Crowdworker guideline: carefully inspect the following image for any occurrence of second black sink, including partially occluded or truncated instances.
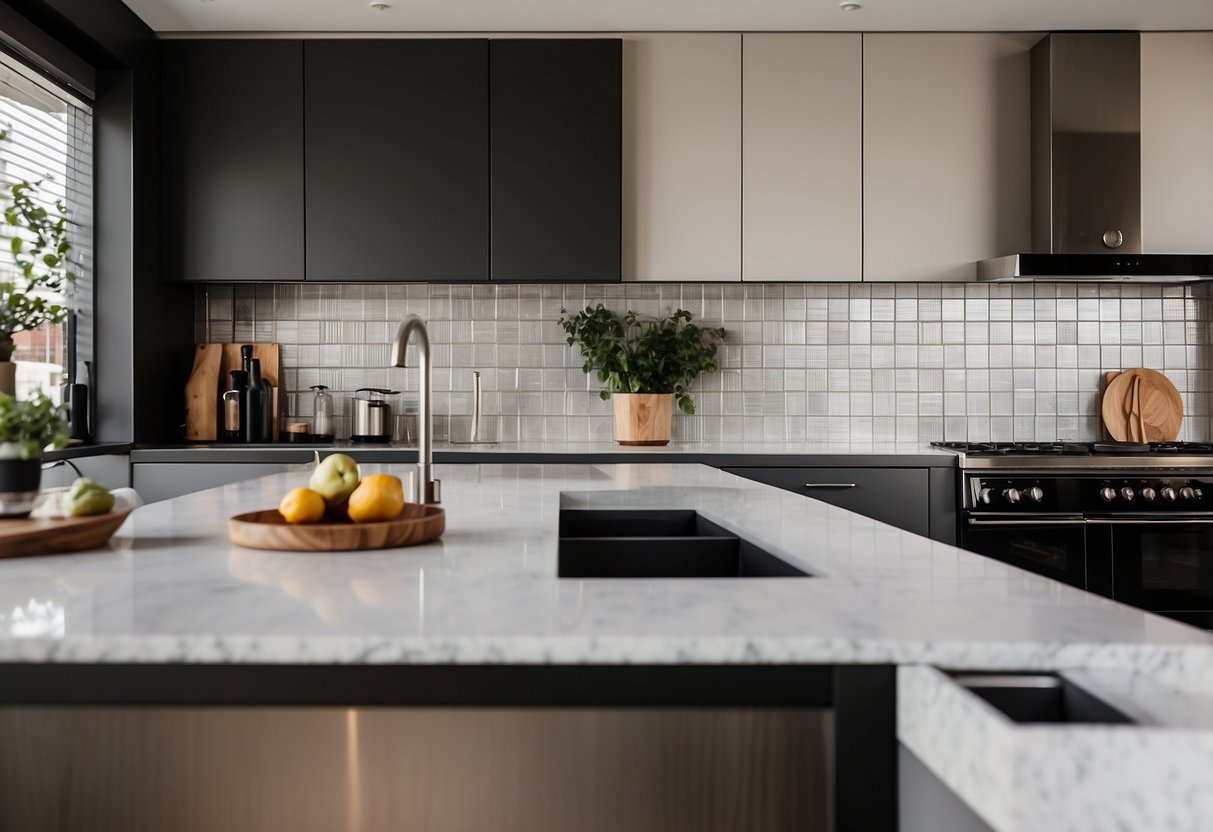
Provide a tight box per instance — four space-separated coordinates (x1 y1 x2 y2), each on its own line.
951 673 1133 725
558 509 810 579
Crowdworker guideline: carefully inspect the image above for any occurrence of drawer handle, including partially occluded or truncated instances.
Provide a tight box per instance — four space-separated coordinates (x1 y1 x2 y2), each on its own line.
803 483 858 489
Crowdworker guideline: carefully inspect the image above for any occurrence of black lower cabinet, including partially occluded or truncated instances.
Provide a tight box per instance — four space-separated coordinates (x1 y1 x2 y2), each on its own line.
490 39 622 281
722 467 932 538
304 40 489 281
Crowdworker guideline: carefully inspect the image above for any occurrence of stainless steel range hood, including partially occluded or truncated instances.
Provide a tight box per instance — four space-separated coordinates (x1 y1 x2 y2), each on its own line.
977 33 1213 283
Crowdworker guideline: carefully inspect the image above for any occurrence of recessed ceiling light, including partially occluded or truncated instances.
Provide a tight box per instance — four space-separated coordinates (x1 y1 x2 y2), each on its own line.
839 1 862 10
369 1 391 9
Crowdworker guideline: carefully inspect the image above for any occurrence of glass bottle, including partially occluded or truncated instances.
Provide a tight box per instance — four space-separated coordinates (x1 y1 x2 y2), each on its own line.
311 385 334 442
244 358 267 443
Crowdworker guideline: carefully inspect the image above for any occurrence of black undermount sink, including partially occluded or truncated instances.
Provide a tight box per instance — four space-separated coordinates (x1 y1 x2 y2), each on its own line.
558 509 810 579
951 672 1133 725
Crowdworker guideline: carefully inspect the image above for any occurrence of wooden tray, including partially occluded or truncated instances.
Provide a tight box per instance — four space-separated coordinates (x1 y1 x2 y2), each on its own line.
1101 368 1183 443
0 509 132 558
228 504 445 552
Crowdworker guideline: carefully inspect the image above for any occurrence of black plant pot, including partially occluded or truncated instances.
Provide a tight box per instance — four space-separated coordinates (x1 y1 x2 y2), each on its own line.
0 457 41 518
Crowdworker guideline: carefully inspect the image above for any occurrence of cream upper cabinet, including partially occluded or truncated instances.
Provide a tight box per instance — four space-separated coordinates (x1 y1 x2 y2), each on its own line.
623 34 741 281
742 34 862 282
1141 32 1213 254
863 33 1038 282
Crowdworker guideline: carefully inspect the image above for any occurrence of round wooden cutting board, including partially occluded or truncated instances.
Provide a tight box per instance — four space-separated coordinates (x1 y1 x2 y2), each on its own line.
228 504 445 552
1101 368 1183 443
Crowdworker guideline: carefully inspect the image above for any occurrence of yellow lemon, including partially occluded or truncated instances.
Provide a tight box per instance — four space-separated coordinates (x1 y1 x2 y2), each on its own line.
347 474 405 524
278 487 326 524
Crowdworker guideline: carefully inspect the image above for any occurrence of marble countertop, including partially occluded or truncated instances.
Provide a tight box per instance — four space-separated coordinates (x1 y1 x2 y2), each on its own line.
1 462 1209 692
899 665 1213 832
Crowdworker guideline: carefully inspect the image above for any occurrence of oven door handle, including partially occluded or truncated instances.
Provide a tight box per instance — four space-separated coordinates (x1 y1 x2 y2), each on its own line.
1085 517 1213 525
967 516 1086 527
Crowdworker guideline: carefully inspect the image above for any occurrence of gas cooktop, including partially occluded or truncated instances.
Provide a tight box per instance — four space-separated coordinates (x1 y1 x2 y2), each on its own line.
932 441 1213 469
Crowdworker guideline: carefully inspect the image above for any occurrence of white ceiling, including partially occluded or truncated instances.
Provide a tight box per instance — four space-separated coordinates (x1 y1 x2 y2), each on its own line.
120 0 1213 35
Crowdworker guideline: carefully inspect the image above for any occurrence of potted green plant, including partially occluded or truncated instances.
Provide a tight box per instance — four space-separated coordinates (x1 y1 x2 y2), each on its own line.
0 130 78 396
559 305 727 446
0 390 69 517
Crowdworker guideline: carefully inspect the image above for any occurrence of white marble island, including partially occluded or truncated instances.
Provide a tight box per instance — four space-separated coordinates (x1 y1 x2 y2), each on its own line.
2 462 1212 832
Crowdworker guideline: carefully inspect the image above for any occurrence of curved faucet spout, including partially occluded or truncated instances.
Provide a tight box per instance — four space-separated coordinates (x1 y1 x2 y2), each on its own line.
391 314 440 504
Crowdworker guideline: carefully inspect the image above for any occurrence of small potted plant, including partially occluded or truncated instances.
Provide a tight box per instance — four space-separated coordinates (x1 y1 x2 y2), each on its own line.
0 390 69 517
0 130 78 396
559 305 727 446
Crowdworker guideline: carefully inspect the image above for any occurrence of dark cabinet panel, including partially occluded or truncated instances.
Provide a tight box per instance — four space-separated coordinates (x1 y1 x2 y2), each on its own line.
722 467 931 538
162 41 305 282
304 40 489 281
490 39 621 282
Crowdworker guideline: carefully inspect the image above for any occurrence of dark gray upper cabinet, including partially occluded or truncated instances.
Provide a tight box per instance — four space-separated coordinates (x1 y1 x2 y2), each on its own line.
304 40 489 281
162 41 305 282
490 39 622 282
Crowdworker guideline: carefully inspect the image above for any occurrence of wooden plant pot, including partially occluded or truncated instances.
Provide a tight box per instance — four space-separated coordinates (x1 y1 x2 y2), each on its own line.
612 393 673 446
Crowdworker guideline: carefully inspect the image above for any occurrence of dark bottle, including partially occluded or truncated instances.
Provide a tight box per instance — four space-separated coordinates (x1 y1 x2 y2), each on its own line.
226 369 248 442
243 358 269 443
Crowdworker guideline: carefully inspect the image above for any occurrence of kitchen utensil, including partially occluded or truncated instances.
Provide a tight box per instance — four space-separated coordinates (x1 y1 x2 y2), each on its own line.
227 504 444 552
311 385 334 441
184 343 224 441
351 388 396 443
1101 368 1183 442
0 509 132 558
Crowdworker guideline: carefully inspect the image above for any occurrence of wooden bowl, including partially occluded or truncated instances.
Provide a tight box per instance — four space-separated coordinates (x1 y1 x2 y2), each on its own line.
228 504 445 552
0 509 133 558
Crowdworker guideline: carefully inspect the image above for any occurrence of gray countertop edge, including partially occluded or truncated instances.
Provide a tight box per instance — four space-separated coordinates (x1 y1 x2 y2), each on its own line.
45 441 134 461
130 446 958 468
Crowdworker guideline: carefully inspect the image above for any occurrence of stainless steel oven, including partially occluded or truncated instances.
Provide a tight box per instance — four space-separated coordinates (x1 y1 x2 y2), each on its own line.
933 442 1213 630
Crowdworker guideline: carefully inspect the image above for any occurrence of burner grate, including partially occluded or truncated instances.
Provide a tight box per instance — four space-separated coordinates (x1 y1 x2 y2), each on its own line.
933 440 1213 457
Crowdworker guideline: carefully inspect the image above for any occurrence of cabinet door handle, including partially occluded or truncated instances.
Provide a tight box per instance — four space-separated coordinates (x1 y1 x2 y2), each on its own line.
803 482 858 489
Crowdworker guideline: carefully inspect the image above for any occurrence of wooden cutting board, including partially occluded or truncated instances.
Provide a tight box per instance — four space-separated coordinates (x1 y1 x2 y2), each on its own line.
0 509 132 558
183 343 281 441
1101 368 1183 443
183 344 223 441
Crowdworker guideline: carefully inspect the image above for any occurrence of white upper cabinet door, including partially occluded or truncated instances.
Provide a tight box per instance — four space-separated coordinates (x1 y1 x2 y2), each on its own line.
743 34 862 282
623 34 741 281
863 33 1038 282
1141 32 1213 254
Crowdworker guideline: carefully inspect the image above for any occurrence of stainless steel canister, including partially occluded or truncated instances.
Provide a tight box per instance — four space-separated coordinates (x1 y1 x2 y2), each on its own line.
351 388 396 442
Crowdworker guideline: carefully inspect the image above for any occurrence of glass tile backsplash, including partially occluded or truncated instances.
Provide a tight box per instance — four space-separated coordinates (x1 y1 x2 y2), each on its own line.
197 282 1212 444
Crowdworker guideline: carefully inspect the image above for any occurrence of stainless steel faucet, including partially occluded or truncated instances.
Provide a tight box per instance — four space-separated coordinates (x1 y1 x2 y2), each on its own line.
391 314 440 504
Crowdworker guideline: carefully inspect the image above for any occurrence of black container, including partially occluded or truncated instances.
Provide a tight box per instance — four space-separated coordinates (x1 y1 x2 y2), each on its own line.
227 369 248 442
0 458 42 517
0 458 41 492
243 359 269 443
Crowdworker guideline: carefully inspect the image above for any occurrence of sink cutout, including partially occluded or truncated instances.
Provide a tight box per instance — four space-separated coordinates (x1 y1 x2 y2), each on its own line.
558 509 810 579
950 673 1133 725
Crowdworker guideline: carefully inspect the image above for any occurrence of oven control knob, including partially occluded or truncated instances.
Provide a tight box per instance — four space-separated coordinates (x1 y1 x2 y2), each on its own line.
1100 487 1117 502
978 487 993 505
1180 486 1196 501
1161 486 1178 501
1120 487 1135 501
1027 486 1044 503
1002 488 1022 504
1141 487 1157 501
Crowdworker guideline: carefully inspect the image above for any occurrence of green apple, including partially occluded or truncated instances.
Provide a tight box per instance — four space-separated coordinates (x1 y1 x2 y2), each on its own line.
309 453 360 508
